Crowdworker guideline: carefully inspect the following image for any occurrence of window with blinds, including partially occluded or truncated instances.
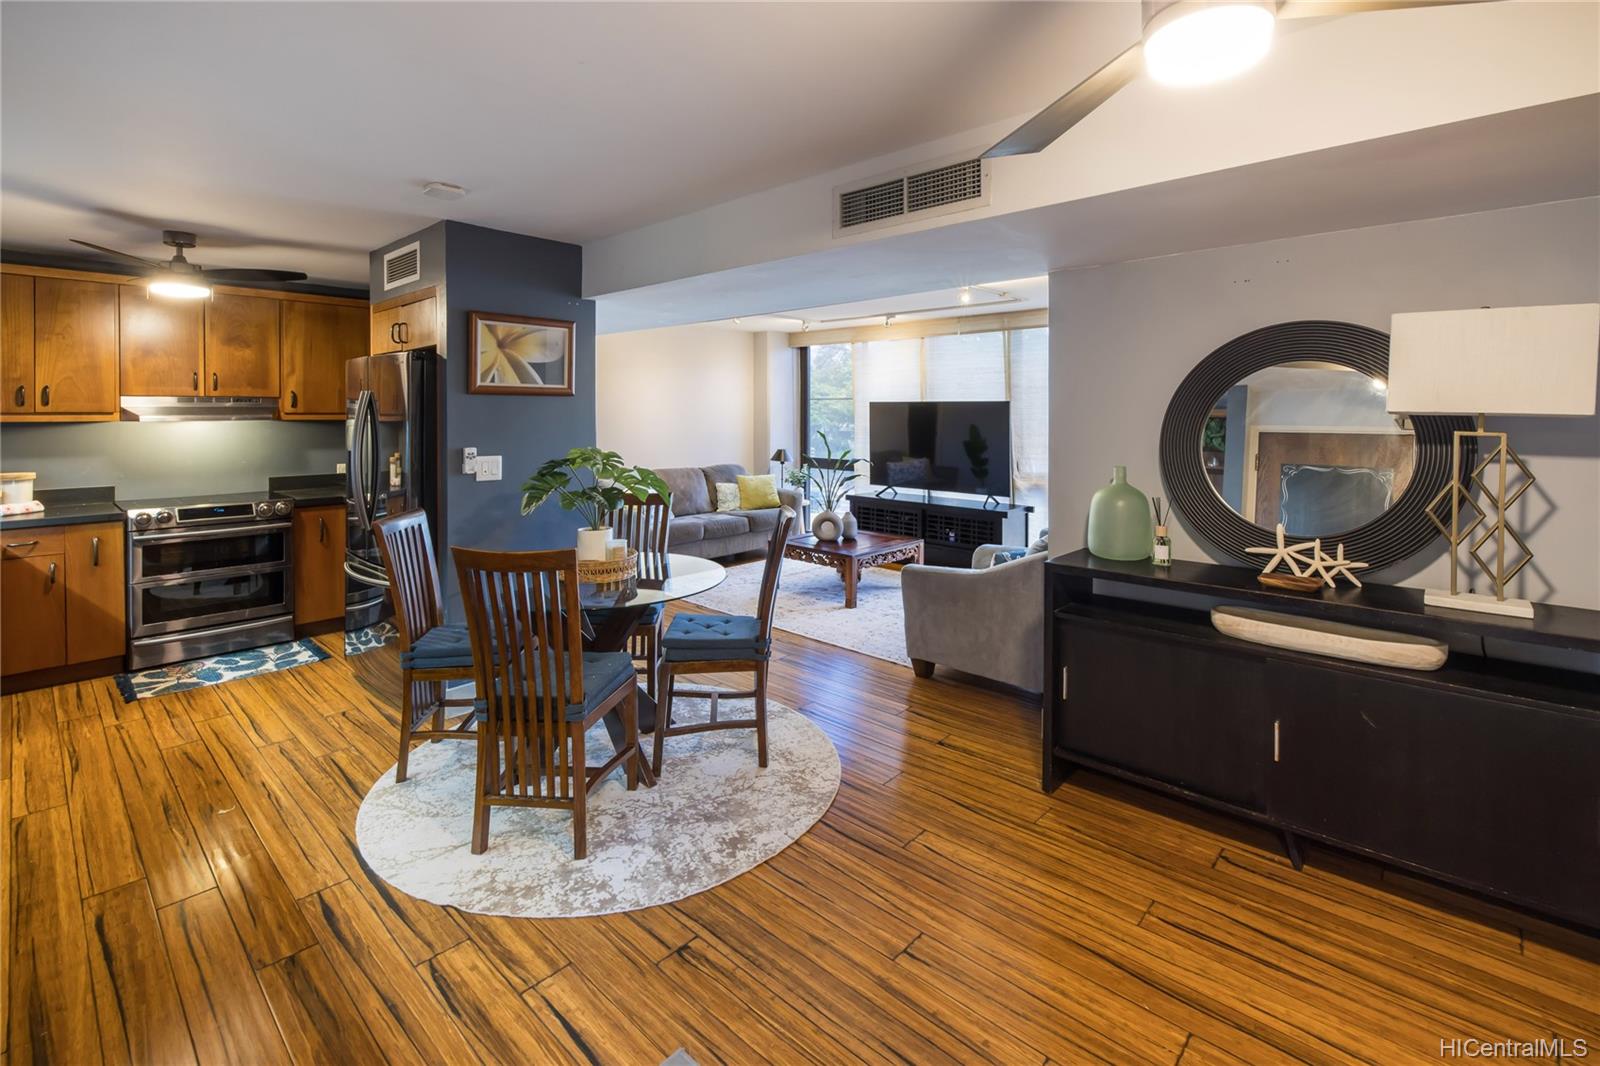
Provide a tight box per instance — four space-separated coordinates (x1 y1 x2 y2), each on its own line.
802 327 1049 519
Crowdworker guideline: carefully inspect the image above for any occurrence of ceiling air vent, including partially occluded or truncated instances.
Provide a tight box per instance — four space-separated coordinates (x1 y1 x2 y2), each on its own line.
907 158 983 213
382 241 422 290
838 178 907 230
834 154 988 237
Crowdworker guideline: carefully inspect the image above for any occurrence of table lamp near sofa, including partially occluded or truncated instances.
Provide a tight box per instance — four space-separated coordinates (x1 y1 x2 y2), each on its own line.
1386 303 1600 618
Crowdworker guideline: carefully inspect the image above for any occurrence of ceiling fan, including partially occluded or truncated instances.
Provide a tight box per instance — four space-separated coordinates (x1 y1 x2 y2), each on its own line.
68 230 307 299
984 0 1495 159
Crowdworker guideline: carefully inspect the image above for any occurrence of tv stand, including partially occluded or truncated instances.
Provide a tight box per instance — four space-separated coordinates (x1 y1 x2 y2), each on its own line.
848 491 1030 567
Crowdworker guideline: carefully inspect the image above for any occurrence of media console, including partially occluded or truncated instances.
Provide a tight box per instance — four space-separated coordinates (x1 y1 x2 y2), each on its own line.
1045 549 1600 929
849 491 1031 567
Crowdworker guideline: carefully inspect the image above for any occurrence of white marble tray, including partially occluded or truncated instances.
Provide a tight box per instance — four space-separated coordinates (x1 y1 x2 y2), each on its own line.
1211 606 1449 671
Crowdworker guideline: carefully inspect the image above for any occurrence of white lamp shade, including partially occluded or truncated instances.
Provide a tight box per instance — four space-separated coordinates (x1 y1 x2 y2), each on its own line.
1386 304 1599 417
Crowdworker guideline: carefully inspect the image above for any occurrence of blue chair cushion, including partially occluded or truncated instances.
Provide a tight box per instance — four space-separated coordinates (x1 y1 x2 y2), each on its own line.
661 613 768 662
474 650 638 722
399 624 474 669
586 602 663 627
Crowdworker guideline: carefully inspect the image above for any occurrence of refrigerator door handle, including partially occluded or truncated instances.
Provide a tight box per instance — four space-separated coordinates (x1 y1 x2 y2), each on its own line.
350 388 377 530
344 557 391 588
366 385 383 525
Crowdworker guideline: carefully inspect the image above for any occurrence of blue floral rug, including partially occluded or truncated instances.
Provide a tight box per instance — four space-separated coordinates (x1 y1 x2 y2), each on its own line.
114 638 331 702
345 620 397 657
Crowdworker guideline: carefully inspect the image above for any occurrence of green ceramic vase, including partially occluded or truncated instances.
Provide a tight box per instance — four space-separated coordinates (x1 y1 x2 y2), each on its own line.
1087 465 1154 561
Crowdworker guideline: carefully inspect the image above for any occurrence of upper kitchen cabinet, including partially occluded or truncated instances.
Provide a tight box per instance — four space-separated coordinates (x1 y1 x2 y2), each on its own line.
1 274 121 419
281 300 364 418
205 291 280 396
371 291 438 354
2 273 33 414
120 284 204 396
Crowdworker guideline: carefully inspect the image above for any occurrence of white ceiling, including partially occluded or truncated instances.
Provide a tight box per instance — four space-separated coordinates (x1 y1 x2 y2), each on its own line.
727 276 1048 333
0 1 1131 286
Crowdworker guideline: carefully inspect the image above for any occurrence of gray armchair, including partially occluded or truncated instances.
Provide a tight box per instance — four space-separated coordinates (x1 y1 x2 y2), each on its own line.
900 548 1045 694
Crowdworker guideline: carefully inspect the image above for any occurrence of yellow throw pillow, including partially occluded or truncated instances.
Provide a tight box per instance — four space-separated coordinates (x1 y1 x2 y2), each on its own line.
737 474 781 510
714 483 742 513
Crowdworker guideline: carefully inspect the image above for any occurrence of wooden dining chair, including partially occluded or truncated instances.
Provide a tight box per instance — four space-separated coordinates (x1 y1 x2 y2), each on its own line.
372 510 478 783
653 507 796 776
601 492 672 699
454 546 644 858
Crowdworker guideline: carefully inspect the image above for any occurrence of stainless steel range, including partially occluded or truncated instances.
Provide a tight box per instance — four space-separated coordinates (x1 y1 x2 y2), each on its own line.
123 493 295 669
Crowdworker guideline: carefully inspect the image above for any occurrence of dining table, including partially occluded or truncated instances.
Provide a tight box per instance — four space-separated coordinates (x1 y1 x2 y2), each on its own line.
577 551 726 748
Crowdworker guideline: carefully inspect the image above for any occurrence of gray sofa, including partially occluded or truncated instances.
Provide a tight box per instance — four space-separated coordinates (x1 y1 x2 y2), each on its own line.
900 534 1048 694
654 463 803 559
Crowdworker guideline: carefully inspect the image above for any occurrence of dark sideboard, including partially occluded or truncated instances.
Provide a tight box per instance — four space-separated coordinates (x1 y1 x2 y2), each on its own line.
1045 549 1600 930
850 491 1031 567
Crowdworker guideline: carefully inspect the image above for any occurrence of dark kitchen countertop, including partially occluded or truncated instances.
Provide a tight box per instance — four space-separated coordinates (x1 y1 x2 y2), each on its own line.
0 487 123 531
268 482 347 508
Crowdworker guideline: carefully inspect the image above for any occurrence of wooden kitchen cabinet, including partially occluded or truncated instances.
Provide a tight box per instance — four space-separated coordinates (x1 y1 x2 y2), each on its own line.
292 505 347 626
119 285 205 396
1 548 67 676
371 292 437 354
64 522 127 664
1 521 127 679
31 277 119 415
2 273 34 413
281 301 363 418
205 292 280 396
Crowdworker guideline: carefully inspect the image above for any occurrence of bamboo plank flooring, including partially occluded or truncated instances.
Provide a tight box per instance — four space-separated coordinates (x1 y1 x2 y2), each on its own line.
4 593 1597 1064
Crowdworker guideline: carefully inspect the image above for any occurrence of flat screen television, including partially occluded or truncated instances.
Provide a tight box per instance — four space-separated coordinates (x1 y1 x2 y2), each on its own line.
867 401 1011 498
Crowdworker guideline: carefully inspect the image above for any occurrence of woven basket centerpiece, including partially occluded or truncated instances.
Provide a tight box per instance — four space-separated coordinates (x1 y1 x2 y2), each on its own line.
577 548 638 584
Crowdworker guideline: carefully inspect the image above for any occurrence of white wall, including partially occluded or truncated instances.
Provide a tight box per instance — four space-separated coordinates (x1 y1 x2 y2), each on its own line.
1049 197 1600 609
596 323 765 472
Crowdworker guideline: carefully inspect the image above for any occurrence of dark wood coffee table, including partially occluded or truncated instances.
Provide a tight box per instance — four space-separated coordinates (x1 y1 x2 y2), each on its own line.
784 531 924 608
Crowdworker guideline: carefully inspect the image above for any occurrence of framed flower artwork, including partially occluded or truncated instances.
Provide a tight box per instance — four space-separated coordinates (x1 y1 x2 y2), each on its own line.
467 311 575 396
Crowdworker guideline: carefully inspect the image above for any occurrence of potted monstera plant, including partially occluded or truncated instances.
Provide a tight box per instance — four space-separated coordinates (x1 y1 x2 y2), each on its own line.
521 448 669 560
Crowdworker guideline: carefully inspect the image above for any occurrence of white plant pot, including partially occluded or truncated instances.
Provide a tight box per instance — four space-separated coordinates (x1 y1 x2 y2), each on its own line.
577 526 613 561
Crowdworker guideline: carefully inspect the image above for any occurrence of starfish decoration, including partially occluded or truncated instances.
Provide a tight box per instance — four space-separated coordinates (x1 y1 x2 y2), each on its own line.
1244 523 1320 577
1318 541 1370 588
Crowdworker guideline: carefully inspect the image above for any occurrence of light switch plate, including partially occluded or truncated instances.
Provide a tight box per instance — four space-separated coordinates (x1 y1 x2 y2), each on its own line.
475 454 503 482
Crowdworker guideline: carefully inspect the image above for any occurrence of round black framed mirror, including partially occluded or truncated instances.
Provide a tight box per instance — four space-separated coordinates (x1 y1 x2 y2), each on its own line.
1158 320 1473 572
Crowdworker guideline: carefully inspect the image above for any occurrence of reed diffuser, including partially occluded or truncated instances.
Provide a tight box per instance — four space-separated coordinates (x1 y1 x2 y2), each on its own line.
1151 497 1172 567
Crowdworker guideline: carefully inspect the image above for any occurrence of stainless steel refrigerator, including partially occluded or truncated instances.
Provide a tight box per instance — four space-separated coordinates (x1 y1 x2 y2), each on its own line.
343 347 440 631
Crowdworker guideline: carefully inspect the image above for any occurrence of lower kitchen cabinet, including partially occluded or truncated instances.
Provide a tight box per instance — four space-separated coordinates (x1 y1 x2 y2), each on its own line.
64 522 127 663
293 505 347 626
1 521 126 679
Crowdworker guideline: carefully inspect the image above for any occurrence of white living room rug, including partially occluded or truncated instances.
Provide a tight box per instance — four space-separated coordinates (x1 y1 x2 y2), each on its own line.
685 557 911 666
355 693 839 917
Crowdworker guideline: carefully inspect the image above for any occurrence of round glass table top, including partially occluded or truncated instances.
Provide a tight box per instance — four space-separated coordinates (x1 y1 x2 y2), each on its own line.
576 552 725 611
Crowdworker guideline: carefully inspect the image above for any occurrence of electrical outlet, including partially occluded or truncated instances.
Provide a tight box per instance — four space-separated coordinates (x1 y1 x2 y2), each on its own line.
335 461 347 475
475 454 503 482
462 446 478 475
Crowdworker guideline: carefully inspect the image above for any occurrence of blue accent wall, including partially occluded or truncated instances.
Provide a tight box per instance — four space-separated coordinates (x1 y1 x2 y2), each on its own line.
373 221 596 621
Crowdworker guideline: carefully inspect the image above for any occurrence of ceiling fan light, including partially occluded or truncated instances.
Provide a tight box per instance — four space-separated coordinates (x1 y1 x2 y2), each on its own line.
148 276 211 300
1144 2 1275 88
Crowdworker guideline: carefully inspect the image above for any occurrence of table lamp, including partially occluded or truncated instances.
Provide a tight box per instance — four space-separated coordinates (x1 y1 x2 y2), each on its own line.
1387 303 1599 618
770 448 790 483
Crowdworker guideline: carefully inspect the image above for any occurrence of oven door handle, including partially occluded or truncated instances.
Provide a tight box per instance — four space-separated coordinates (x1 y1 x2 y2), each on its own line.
344 557 391 589
131 521 292 546
132 561 290 589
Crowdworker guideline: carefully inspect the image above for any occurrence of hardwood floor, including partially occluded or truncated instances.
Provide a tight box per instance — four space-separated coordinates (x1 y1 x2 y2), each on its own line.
5 607 1598 1064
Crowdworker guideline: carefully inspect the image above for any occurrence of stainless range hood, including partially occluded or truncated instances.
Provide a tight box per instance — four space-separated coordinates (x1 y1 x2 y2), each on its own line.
119 395 278 421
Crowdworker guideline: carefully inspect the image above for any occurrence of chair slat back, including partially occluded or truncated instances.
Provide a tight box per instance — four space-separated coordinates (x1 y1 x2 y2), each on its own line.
607 492 671 580
453 547 586 801
755 507 797 645
373 510 443 650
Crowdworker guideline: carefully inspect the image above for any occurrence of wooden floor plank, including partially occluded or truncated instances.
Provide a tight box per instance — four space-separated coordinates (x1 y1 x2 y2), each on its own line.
532 964 670 1066
60 714 144 898
9 688 64 816
156 890 288 1065
255 945 385 1066
6 806 100 1066
82 881 197 1066
297 882 477 1066
103 718 214 908
417 942 586 1065
161 742 315 968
